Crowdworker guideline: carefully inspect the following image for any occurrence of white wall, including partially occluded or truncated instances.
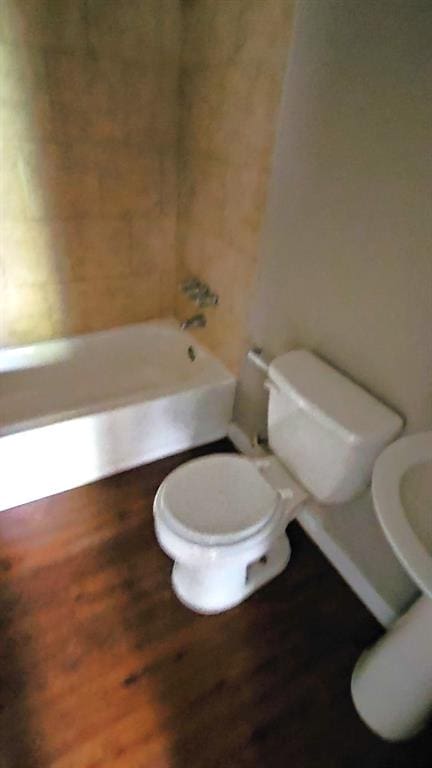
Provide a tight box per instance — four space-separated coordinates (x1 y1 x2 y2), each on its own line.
236 0 432 617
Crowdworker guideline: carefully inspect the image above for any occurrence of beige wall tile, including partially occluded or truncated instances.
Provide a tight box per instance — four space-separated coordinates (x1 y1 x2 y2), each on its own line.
179 154 226 241
159 258 176 315
98 145 160 217
86 0 180 65
0 42 47 105
1 140 100 222
46 280 88 337
223 165 268 256
112 62 153 145
47 169 100 221
87 55 129 142
182 0 293 71
181 63 284 168
219 66 283 166
76 219 132 280
179 65 226 159
47 221 86 282
5 281 55 343
1 221 75 284
1 0 291 355
131 213 174 277
0 96 56 145
160 148 178 216
177 1 294 372
45 51 90 111
0 261 7 344
0 153 30 222
2 277 88 344
0 0 87 50
82 276 160 333
1 0 180 343
131 211 176 316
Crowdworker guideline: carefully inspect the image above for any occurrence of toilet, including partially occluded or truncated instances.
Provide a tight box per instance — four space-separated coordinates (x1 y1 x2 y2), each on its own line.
154 350 403 613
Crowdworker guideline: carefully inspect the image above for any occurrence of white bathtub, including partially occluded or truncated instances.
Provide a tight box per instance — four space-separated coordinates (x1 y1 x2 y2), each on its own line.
0 319 235 511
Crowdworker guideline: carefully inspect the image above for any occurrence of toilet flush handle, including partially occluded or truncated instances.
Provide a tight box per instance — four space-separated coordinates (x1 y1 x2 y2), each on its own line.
247 348 271 374
263 378 280 394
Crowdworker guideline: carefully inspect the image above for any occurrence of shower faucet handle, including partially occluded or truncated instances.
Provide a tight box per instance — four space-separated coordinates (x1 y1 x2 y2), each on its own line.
181 277 201 293
181 278 219 306
195 286 219 307
180 313 206 330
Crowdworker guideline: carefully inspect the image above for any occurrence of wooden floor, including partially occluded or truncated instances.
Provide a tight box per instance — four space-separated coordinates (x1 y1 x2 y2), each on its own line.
0 439 431 768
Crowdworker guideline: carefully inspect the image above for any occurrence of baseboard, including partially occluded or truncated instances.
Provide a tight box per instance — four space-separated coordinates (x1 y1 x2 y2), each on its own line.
296 506 397 627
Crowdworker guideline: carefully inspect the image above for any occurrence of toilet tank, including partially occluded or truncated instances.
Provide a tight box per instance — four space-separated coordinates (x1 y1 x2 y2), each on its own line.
267 350 403 504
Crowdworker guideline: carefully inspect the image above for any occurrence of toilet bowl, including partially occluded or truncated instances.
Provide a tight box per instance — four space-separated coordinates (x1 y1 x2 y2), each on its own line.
153 349 403 613
154 453 306 613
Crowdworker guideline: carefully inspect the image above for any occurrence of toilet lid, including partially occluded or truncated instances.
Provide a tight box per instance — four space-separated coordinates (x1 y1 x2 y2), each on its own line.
158 454 279 545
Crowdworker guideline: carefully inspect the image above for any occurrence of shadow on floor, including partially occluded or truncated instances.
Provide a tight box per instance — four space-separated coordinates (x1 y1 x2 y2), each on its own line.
0 439 431 768
97 441 432 768
0 560 46 768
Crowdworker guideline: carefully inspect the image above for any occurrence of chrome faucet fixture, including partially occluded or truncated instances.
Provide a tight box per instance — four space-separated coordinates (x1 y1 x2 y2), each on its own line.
180 313 207 330
181 277 201 293
195 286 219 307
180 277 219 307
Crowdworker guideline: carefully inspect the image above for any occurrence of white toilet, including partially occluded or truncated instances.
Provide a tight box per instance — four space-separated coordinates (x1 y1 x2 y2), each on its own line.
154 350 403 613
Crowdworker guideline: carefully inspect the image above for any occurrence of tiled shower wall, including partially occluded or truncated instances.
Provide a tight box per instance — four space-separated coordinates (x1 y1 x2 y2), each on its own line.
0 0 294 373
0 0 180 344
176 0 294 372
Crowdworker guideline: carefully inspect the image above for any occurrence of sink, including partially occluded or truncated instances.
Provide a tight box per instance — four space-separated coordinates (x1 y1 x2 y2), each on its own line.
372 432 432 598
351 432 432 742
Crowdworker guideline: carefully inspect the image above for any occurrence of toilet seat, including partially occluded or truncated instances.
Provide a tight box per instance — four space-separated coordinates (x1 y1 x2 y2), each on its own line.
153 453 306 613
156 454 279 545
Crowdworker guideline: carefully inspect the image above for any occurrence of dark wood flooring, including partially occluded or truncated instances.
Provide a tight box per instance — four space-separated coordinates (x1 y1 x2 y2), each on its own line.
0 439 431 768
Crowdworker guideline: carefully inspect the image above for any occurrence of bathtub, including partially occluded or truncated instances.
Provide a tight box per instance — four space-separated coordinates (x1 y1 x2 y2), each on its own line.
0 319 235 511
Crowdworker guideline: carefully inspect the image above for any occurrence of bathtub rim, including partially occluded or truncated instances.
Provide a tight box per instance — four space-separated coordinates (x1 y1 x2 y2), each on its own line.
0 318 235 438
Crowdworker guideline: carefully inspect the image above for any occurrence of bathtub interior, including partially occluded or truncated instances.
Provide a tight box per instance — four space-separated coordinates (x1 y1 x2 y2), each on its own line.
0 319 235 437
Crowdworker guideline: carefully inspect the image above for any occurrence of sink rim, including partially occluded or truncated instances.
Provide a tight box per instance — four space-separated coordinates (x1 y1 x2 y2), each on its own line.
372 431 432 600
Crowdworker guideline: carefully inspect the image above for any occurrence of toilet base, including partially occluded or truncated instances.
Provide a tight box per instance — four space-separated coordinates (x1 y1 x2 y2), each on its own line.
171 534 291 614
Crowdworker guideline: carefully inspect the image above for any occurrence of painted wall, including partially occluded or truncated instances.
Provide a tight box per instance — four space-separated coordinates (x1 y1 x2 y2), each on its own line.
236 0 432 615
0 0 179 345
175 0 294 372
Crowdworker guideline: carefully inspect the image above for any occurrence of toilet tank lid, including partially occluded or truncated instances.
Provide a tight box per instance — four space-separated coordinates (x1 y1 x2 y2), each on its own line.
268 350 403 445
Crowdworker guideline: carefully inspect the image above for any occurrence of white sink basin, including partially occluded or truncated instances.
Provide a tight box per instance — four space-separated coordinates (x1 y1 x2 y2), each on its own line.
372 431 432 599
352 432 432 742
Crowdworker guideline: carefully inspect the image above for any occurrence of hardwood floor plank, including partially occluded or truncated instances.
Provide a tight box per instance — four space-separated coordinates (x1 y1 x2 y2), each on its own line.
0 439 431 768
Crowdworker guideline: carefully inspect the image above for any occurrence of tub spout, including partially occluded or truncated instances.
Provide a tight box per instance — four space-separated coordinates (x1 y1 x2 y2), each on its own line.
180 314 206 330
